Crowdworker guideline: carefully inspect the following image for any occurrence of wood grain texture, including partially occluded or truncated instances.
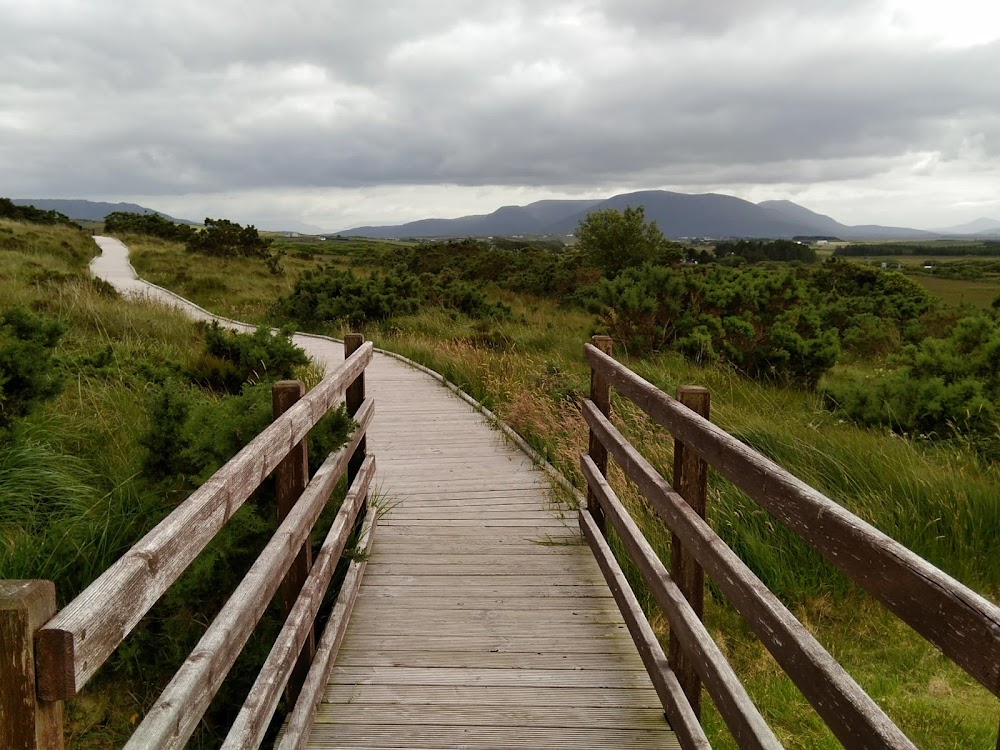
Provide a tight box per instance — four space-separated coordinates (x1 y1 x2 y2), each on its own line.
669 385 710 720
585 410 919 749
582 454 780 750
586 342 1000 698
585 404 920 749
123 454 375 750
36 344 373 700
276 506 377 750
273 379 314 703
580 511 711 750
298 339 677 749
586 335 613 533
0 581 63 750
222 457 375 750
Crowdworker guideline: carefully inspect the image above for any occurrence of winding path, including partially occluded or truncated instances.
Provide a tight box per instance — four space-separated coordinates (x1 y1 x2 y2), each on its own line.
91 236 678 749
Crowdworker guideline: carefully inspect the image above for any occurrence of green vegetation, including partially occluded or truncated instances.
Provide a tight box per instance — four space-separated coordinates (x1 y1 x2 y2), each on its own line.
0 197 78 226
188 217 274 259
836 240 1000 257
576 205 682 276
714 238 817 264
10 207 1000 748
0 218 354 748
103 210 196 242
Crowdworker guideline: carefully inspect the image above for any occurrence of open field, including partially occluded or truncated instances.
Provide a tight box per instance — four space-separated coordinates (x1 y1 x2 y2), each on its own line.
911 274 1000 309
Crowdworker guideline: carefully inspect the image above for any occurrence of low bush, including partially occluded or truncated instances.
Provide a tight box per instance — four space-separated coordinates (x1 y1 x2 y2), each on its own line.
187 218 273 259
105 211 196 242
188 322 308 392
0 306 66 428
826 314 1000 451
281 267 422 327
596 264 840 385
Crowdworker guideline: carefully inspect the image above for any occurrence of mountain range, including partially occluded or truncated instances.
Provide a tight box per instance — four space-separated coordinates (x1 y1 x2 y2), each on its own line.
334 190 1000 241
10 199 196 224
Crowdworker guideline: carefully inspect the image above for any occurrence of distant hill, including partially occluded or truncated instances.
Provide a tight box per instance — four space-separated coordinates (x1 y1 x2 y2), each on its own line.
332 199 602 239
335 190 935 240
11 199 196 224
934 217 1000 235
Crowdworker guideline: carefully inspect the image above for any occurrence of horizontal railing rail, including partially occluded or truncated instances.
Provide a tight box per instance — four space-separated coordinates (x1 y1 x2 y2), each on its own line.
1 335 375 750
580 337 1000 750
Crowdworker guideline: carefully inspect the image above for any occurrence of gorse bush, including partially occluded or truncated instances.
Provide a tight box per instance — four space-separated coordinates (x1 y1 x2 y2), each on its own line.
188 322 309 393
597 264 840 385
187 218 274 259
281 267 423 327
826 314 1000 451
105 211 197 242
0 306 66 428
714 238 818 264
808 257 935 355
0 197 77 226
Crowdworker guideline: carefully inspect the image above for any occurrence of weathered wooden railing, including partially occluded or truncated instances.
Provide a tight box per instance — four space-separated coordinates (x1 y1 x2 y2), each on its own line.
580 336 1000 750
1 335 375 750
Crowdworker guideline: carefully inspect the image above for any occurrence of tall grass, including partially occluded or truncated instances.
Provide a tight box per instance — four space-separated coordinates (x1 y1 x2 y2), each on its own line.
103 231 1000 748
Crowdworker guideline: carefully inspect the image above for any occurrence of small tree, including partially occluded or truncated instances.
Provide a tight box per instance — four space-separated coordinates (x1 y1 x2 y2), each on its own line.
187 218 273 259
576 206 681 277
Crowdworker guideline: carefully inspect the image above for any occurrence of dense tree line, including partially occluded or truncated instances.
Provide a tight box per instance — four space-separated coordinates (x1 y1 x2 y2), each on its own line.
835 242 1000 257
104 211 196 241
0 197 77 226
714 238 817 264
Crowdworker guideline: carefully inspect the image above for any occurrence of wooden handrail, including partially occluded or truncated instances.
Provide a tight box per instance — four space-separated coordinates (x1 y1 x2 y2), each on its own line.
124 423 375 750
35 342 374 701
275 503 378 750
223 451 377 749
579 511 711 750
584 342 1000 699
584 405 916 749
580 454 781 750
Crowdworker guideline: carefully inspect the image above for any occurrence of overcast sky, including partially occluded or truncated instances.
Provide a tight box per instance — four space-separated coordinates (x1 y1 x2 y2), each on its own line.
2 0 998 232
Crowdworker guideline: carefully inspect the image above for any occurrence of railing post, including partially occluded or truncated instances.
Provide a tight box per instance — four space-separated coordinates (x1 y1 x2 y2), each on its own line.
344 333 368 495
587 335 613 533
1 581 63 750
668 385 711 719
272 379 313 702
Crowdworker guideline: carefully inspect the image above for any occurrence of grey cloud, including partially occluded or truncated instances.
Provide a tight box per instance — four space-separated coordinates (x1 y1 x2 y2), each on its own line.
0 0 997 207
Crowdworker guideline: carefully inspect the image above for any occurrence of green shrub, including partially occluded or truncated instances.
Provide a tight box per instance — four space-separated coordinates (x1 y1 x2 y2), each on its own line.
280 267 422 327
597 264 840 385
187 218 273 259
188 323 309 393
0 306 66 428
0 197 77 226
105 211 196 242
826 314 1000 449
715 239 817 263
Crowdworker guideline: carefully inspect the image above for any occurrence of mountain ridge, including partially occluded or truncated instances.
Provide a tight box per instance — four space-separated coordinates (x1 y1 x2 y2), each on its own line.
332 190 938 240
11 198 196 225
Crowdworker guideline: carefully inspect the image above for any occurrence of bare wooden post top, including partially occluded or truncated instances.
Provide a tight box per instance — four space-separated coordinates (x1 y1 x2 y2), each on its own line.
273 379 313 703
1 581 63 750
669 385 711 720
587 336 614 533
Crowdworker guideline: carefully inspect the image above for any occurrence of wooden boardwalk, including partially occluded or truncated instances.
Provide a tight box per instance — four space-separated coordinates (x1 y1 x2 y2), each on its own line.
91 237 679 749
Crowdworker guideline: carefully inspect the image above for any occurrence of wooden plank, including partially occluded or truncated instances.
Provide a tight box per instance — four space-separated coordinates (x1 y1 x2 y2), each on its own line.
222 461 376 749
35 346 374 700
670 385 711 721
334 650 644 670
581 511 711 750
124 457 375 750
276 506 377 750
349 596 613 610
315 703 668 729
302 724 679 749
273 379 314 703
586 342 1000 698
586 335 613 533
0 581 63 750
357 585 613 599
580 454 780 750
339 635 639 655
329 666 655 688
584 409 918 749
348 608 624 626
323 684 662 707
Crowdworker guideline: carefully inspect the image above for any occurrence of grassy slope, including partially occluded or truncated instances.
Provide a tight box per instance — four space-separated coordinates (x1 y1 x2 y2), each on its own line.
119 234 1000 748
0 219 216 745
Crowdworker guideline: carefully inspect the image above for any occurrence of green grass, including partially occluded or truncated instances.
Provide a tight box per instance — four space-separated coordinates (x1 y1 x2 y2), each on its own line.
100 232 1000 748
910 274 1000 309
